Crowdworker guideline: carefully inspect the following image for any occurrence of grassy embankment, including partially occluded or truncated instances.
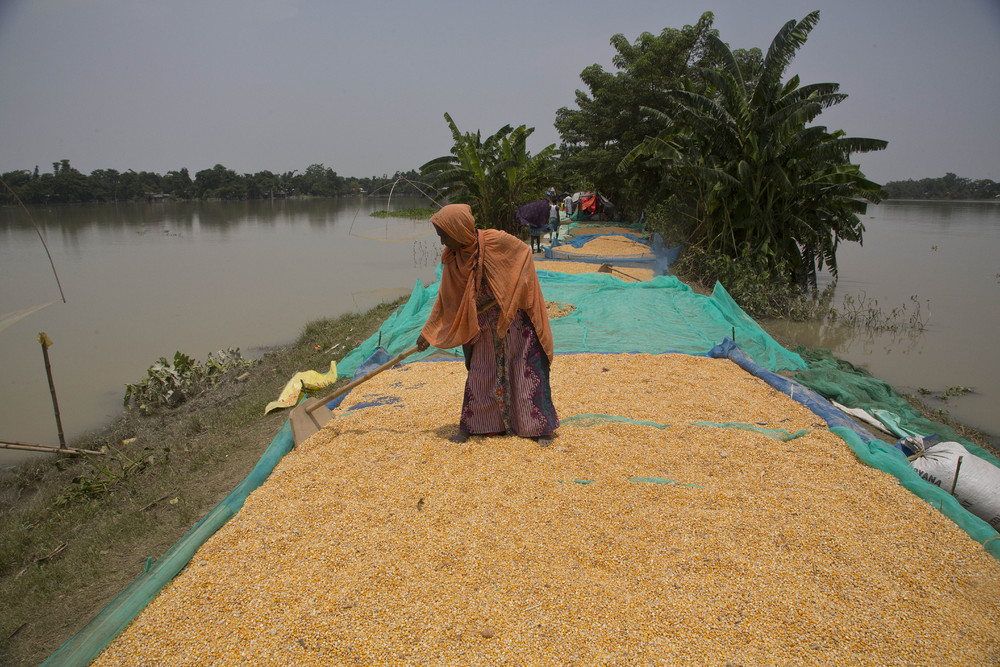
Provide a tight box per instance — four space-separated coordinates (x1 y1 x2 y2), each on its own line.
1 280 996 666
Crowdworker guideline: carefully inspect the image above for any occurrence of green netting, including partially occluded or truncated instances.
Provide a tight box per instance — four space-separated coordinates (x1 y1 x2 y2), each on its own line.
336 270 805 379
561 413 669 429
793 347 1000 468
628 477 700 487
561 476 701 487
691 421 810 441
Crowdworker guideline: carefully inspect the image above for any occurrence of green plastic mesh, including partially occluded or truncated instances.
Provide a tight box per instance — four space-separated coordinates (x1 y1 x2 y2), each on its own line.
336 270 805 379
793 347 1000 467
561 413 669 429
691 421 810 441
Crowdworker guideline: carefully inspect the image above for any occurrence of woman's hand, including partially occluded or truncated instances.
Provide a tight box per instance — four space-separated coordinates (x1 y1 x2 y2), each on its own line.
416 334 430 352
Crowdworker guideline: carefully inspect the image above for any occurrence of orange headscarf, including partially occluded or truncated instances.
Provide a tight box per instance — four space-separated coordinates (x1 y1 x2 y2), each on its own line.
420 204 554 361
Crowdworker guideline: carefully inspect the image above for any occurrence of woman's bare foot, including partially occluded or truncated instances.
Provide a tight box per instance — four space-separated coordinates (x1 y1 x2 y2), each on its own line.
534 435 553 447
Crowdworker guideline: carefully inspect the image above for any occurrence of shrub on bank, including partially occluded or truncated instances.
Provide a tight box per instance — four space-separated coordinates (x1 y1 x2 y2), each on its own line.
673 244 833 321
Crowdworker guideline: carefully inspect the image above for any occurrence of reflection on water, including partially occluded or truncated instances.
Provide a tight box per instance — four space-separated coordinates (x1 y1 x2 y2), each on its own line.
0 197 438 468
764 317 929 361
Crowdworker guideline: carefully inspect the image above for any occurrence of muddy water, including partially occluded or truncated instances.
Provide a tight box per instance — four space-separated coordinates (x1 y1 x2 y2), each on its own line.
762 200 1000 442
0 197 438 468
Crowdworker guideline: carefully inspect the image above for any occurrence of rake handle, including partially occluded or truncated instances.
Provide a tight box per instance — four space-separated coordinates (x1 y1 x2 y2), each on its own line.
305 344 420 416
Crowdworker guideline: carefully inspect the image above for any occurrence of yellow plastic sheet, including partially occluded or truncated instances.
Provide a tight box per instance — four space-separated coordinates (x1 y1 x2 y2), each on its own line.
264 361 338 414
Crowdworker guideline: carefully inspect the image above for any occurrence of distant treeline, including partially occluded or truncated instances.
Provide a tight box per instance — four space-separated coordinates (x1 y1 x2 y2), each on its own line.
884 173 1000 200
0 160 430 205
6 161 998 207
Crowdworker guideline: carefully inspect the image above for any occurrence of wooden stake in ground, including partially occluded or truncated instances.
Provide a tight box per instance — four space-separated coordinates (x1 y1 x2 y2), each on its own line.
38 331 66 450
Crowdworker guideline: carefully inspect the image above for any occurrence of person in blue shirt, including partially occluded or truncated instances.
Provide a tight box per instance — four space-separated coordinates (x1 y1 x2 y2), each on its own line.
548 196 561 242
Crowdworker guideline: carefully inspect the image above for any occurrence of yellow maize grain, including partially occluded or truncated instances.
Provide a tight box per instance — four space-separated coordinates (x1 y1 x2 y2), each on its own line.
534 259 654 282
554 236 654 258
92 353 1000 666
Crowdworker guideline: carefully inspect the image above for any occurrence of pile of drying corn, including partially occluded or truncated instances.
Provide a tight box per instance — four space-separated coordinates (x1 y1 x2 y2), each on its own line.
554 235 654 259
93 353 1000 666
566 225 640 238
535 259 654 283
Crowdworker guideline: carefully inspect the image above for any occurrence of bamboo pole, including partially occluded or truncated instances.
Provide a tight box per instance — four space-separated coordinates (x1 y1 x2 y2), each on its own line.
950 455 964 495
38 332 67 449
0 440 103 456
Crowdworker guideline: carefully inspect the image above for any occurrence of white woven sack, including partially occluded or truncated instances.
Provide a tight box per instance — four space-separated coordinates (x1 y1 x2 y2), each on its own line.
910 441 1000 531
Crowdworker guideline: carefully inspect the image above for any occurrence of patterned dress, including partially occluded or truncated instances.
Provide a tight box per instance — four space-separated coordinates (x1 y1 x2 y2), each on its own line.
460 284 559 437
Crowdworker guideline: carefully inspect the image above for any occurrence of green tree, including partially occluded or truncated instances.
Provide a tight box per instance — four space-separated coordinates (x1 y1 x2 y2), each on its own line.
623 11 886 283
554 13 728 216
0 170 32 204
88 169 121 201
297 163 343 197
163 168 193 198
278 170 298 196
137 170 164 196
114 170 146 201
194 164 245 200
421 113 556 234
45 160 92 202
245 170 279 200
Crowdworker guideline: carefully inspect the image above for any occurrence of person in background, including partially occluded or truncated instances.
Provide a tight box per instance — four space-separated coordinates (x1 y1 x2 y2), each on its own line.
417 204 558 446
549 196 561 243
516 198 551 253
563 192 574 218
528 220 544 253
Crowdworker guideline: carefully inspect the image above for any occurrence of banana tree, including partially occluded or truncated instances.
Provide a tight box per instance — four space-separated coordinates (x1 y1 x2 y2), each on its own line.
421 113 557 234
622 11 887 282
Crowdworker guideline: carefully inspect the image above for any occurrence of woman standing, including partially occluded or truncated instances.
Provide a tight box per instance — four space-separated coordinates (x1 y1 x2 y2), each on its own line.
416 204 559 445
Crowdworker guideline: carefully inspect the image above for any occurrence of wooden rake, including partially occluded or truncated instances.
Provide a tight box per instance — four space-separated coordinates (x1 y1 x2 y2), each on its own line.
289 344 419 445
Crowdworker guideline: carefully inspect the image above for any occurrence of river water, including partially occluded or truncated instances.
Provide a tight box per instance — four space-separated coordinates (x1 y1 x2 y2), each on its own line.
0 197 439 467
1 199 997 468
763 200 1000 443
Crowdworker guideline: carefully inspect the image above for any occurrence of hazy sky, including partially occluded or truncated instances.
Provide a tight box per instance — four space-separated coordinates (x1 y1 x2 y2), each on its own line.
1 0 998 184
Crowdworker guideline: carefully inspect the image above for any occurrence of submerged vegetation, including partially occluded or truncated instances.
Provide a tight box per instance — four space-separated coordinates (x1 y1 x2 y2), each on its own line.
830 292 929 333
369 207 437 220
672 243 835 321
